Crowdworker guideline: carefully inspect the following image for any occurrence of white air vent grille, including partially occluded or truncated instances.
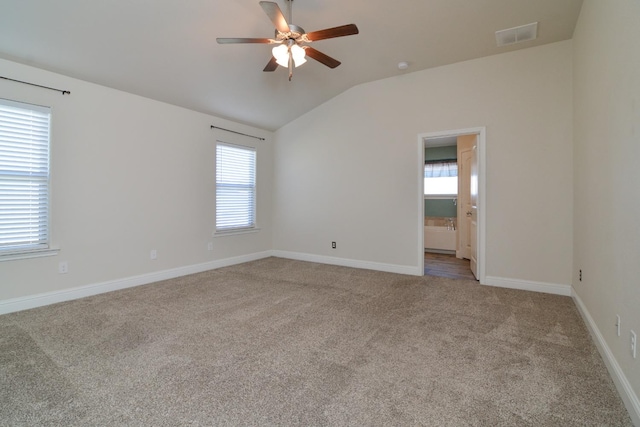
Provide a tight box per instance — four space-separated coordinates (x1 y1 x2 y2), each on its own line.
495 22 538 47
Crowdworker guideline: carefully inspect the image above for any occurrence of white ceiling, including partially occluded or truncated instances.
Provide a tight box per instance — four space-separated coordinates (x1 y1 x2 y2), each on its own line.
0 0 583 131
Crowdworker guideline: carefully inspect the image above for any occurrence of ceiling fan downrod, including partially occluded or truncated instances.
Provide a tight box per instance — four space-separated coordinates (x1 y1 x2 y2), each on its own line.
286 0 293 26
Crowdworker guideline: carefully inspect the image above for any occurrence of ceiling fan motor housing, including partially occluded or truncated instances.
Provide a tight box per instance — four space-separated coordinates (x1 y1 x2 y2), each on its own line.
277 24 306 42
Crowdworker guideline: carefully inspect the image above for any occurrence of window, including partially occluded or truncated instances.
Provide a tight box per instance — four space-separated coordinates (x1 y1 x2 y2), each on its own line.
0 98 52 257
216 142 256 232
424 160 458 197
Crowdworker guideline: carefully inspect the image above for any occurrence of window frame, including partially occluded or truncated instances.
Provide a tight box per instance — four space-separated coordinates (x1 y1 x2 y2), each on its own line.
214 141 257 235
424 159 458 199
0 98 58 261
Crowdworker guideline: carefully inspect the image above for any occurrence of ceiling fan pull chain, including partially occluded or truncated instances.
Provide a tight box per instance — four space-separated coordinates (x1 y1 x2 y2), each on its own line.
288 52 293 81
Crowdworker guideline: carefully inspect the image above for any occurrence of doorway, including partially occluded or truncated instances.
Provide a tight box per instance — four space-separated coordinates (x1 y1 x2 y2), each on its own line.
418 128 485 283
424 252 476 280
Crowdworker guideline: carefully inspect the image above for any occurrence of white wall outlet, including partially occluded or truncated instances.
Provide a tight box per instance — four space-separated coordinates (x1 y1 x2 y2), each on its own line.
616 315 621 337
207 242 213 251
58 261 68 274
631 330 637 359
150 249 157 260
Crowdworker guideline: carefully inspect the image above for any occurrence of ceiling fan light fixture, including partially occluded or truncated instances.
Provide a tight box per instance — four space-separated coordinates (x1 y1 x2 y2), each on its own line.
272 43 306 68
293 56 307 67
272 44 289 67
290 44 306 67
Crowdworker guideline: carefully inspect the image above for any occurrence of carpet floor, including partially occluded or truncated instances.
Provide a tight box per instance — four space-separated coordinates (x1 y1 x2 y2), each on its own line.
0 257 632 426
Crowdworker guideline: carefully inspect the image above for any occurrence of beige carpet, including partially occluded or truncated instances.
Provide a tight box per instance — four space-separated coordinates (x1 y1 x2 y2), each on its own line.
0 257 632 426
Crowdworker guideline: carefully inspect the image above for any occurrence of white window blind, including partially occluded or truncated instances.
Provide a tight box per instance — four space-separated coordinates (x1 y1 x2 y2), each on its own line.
425 160 458 178
424 160 458 196
216 142 256 232
0 99 51 254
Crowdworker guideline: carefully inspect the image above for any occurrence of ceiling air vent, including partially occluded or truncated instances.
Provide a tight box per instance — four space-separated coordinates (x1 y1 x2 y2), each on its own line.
495 22 538 47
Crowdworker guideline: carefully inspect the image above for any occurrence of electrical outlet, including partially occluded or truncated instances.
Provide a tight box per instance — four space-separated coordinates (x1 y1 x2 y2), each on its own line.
331 241 336 249
150 249 157 260
207 242 213 251
631 331 637 359
616 315 621 337
58 261 68 274
579 269 582 281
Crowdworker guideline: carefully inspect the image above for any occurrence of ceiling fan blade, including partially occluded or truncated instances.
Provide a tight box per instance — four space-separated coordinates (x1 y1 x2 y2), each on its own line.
305 24 359 41
217 38 276 44
304 47 341 69
263 57 279 72
259 1 290 34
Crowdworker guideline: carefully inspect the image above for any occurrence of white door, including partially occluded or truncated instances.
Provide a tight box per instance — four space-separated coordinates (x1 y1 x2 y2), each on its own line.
459 149 472 259
456 135 475 260
470 144 479 279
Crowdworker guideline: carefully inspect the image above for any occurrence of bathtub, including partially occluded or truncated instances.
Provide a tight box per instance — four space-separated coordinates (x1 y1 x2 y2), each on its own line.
424 225 456 252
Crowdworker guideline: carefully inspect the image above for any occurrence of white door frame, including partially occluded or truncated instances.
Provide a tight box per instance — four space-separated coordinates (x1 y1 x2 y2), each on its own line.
418 127 486 284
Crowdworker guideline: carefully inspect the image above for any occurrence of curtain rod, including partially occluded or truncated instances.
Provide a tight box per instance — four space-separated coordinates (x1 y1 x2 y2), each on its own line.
425 158 457 164
1 76 70 95
211 125 265 141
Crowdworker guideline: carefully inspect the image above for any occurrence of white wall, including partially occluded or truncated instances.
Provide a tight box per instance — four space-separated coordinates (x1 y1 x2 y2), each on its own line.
572 0 640 414
0 58 273 302
273 41 573 286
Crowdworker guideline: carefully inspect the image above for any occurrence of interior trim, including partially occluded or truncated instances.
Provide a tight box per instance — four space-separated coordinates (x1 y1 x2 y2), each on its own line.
484 275 571 296
0 251 272 315
271 250 422 276
572 288 640 426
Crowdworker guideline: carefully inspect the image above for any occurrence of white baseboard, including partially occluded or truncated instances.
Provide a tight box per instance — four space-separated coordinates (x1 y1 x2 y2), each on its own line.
0 251 272 315
271 250 422 276
484 276 571 296
572 288 640 426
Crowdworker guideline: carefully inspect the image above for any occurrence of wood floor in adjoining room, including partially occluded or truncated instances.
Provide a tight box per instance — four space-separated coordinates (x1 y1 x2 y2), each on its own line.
424 251 477 280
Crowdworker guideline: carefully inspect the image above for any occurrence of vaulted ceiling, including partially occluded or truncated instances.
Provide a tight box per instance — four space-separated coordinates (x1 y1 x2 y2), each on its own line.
0 0 583 131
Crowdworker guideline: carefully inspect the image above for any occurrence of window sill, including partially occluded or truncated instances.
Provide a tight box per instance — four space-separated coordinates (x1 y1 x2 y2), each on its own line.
213 227 261 237
0 248 60 262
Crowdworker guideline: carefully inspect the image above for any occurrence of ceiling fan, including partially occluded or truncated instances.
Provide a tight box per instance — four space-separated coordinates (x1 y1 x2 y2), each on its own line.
216 0 359 81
